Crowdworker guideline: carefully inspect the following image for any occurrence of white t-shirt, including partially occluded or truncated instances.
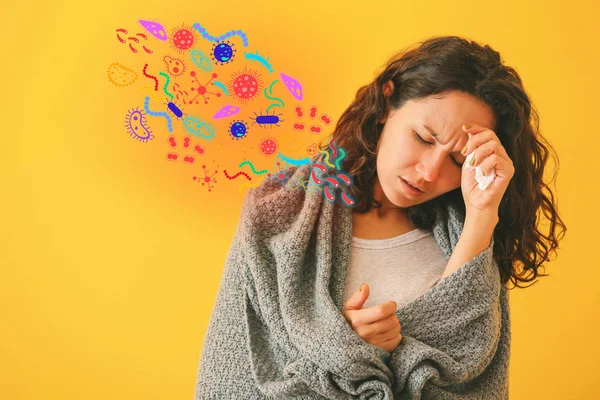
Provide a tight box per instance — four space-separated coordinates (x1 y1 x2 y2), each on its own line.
342 228 447 310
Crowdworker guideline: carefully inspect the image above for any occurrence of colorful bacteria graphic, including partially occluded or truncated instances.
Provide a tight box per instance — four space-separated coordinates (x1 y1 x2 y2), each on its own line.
142 63 159 90
166 135 204 164
125 107 154 143
169 23 198 54
228 120 249 140
267 162 295 186
115 29 153 54
107 62 138 87
258 136 279 157
292 105 332 134
192 165 219 192
190 49 212 72
139 19 168 41
223 170 251 181
213 105 240 119
244 50 274 73
192 23 249 47
280 72 303 100
163 55 186 78
249 110 284 128
188 71 222 105
228 66 264 105
166 100 185 120
144 96 173 132
239 160 268 175
212 40 236 65
183 115 215 141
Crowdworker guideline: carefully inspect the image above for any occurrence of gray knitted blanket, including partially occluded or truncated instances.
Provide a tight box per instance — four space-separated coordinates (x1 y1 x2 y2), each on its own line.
194 152 511 399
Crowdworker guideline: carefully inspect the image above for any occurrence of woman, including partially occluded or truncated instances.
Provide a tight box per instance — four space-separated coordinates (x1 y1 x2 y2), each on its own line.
194 35 566 399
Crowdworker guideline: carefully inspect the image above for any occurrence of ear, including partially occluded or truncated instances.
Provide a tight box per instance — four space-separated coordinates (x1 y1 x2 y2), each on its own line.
379 80 395 124
382 80 395 98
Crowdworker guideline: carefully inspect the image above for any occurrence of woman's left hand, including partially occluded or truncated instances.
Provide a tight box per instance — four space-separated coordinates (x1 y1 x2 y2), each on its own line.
460 123 515 217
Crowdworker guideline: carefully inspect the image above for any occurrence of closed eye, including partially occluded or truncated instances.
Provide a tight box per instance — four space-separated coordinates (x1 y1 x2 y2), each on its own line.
413 131 463 168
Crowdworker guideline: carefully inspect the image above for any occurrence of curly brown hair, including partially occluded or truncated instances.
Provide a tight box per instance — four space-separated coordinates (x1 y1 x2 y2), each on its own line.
316 35 567 290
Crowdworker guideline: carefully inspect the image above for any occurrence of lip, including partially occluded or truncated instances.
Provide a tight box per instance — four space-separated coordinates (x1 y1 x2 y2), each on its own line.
399 177 425 197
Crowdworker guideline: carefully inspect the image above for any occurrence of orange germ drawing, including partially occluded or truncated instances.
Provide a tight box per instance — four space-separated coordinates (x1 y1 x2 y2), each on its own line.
169 23 198 54
163 55 186 78
227 66 264 105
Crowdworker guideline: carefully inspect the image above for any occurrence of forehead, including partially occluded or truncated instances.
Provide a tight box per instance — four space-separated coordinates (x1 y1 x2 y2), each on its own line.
398 91 496 137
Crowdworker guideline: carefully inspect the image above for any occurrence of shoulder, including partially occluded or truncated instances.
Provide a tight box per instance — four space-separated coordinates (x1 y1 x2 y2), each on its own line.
240 152 326 237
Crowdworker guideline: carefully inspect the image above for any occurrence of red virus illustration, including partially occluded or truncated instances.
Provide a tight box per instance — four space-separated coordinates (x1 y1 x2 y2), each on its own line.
193 165 218 192
227 66 264 105
163 55 186 78
188 71 222 105
258 135 279 158
169 23 198 54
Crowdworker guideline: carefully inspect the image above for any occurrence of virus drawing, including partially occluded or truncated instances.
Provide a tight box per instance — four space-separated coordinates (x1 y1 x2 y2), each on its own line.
227 66 264 105
188 71 222 105
258 135 279 157
267 162 294 186
211 40 236 65
193 165 218 192
228 120 249 140
169 23 198 54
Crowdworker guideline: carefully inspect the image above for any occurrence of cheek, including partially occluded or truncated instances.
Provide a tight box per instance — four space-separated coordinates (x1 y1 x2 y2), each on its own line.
446 168 462 190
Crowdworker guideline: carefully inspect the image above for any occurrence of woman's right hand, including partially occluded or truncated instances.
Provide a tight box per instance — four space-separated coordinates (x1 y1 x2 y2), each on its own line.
343 283 402 353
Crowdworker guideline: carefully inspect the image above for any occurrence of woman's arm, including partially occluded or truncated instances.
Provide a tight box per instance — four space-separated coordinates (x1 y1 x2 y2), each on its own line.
439 211 499 281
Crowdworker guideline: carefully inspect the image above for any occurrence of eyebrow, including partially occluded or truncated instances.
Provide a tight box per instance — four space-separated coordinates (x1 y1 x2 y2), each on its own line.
423 123 466 155
423 124 442 141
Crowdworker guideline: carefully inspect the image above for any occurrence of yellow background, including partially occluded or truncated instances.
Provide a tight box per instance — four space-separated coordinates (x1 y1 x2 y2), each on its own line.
2 0 597 398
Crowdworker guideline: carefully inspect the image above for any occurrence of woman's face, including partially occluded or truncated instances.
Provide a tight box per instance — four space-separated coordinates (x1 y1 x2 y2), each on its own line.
376 89 496 208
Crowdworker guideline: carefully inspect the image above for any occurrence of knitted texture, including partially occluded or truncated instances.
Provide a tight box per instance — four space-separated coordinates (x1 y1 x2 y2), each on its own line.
194 152 511 399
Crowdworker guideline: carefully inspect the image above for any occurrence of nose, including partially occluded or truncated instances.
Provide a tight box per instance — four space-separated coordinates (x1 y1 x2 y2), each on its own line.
416 151 445 182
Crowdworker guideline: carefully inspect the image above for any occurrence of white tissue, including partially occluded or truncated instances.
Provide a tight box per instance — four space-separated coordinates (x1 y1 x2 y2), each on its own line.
465 151 495 190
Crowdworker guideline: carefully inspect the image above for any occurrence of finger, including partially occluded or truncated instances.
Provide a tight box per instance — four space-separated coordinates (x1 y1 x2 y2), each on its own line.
461 128 495 157
467 139 499 169
461 123 490 134
364 313 400 337
380 331 402 347
358 300 397 325
477 153 515 179
377 322 402 343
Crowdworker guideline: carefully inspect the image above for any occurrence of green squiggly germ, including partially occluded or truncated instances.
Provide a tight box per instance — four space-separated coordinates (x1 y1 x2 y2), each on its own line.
159 72 174 99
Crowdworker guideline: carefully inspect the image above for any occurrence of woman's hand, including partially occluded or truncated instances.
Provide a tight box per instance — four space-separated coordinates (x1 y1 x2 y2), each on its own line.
343 283 402 353
460 123 515 218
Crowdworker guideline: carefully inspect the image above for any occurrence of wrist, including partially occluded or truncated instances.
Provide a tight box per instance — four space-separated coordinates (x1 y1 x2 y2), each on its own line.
461 212 497 247
464 210 499 230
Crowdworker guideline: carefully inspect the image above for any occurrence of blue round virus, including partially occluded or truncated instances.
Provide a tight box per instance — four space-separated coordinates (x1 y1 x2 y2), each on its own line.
229 120 248 140
212 40 236 65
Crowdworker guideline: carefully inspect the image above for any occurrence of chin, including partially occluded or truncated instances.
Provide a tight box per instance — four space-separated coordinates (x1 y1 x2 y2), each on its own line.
387 189 418 208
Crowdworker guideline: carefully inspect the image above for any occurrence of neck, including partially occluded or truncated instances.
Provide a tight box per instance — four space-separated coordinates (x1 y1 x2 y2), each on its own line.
365 177 411 221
